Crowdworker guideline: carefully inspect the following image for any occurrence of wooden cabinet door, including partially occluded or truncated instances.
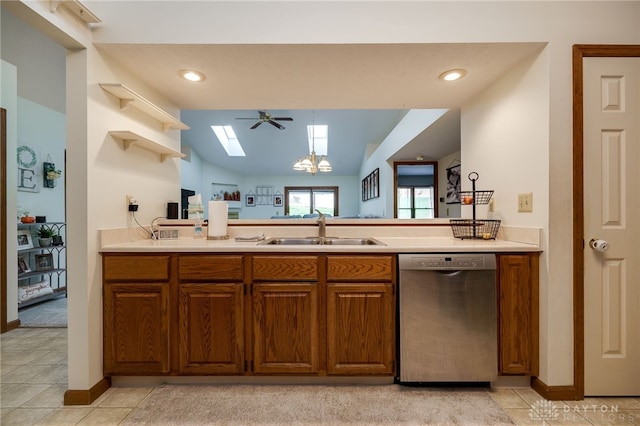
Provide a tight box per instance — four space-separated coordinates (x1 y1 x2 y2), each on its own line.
327 283 395 375
103 283 170 375
179 283 244 374
497 253 539 376
252 283 319 374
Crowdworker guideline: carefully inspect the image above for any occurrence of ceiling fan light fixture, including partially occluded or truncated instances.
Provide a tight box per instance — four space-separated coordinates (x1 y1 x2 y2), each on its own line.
179 69 206 82
238 111 292 130
439 68 467 82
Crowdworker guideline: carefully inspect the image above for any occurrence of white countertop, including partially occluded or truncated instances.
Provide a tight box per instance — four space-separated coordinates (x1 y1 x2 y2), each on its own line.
99 236 539 253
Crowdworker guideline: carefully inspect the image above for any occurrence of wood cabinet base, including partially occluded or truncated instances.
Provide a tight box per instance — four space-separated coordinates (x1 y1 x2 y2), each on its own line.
103 253 396 377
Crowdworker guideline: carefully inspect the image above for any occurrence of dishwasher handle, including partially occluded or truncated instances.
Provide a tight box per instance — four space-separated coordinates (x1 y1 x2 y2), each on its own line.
436 270 463 276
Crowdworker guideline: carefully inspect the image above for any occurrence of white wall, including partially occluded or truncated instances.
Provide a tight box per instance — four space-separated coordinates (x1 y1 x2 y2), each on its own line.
181 153 360 218
2 6 67 324
463 48 556 381
241 175 360 219
180 146 204 196
15 98 68 292
65 45 184 390
463 50 549 226
89 50 183 228
437 151 461 219
359 110 449 217
2 60 19 324
0 7 66 113
16 98 66 221
5 0 640 393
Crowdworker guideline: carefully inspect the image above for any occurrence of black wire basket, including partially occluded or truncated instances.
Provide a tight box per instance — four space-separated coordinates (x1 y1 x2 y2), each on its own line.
450 219 501 240
457 190 494 205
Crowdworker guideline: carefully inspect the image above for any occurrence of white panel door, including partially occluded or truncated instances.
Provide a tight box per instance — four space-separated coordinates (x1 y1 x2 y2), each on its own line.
584 57 640 395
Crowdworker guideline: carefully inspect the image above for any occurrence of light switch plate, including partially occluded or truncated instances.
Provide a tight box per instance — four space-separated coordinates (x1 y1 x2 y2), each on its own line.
157 228 179 240
518 193 533 213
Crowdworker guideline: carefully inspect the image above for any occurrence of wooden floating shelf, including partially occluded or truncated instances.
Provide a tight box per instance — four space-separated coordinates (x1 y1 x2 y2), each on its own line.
109 130 186 163
100 83 189 131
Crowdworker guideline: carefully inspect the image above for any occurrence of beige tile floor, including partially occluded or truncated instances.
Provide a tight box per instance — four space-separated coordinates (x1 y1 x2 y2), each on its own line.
1 327 639 425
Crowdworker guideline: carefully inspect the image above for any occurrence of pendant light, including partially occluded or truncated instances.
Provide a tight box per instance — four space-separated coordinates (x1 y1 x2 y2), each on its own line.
293 112 331 175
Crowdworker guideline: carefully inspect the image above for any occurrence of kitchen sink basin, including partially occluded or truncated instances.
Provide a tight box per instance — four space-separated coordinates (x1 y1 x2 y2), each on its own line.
259 237 385 246
322 238 384 245
259 238 321 245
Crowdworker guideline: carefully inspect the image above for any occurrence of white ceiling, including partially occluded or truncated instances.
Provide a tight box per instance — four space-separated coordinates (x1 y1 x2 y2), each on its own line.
96 42 544 176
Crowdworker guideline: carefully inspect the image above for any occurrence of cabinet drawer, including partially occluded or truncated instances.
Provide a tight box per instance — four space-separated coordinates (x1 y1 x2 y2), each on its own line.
103 255 170 281
253 256 319 281
327 256 394 281
179 255 244 281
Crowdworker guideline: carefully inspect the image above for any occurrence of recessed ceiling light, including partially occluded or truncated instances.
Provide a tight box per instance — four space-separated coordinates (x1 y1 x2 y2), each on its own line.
179 69 206 82
439 69 467 82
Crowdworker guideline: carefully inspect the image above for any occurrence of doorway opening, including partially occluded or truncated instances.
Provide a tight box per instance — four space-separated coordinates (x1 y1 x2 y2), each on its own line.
393 161 438 219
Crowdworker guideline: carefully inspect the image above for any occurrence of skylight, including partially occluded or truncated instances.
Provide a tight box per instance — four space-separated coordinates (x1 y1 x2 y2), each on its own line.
307 125 328 156
211 126 245 157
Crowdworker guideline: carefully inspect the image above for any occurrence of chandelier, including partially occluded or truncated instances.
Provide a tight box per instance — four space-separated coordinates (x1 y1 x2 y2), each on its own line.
293 120 332 175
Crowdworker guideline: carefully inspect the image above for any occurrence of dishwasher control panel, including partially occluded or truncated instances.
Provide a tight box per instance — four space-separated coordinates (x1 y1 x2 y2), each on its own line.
399 254 496 271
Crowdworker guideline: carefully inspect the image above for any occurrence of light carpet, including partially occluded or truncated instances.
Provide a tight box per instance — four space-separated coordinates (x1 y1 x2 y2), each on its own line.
18 296 67 328
122 384 514 426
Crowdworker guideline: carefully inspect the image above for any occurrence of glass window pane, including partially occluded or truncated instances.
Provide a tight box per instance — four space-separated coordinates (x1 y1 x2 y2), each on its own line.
288 191 310 216
313 191 334 215
397 188 412 208
398 209 412 219
414 187 433 209
415 209 434 219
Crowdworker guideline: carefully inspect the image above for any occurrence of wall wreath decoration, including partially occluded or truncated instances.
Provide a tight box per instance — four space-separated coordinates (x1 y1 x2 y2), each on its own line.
17 145 37 168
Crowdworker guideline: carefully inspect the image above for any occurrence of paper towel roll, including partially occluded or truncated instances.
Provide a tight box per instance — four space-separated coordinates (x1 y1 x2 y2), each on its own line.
208 200 228 238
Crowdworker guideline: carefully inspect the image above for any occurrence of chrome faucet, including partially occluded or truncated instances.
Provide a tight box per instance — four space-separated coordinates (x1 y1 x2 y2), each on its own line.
315 209 326 241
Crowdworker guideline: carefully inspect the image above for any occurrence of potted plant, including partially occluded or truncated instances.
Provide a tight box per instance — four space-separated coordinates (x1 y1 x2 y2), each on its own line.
35 225 57 247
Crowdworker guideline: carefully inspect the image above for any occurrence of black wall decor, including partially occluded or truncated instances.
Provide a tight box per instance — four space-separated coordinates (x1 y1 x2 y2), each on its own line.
362 168 379 202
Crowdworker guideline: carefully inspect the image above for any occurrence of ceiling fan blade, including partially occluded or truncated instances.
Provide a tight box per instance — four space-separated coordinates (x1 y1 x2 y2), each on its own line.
272 117 293 121
250 122 262 129
235 118 255 120
268 120 285 130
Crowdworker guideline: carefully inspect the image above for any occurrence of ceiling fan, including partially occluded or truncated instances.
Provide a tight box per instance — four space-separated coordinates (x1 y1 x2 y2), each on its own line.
236 110 293 130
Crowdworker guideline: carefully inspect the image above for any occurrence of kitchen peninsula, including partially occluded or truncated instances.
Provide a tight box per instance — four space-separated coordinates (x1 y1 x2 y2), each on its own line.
99 219 540 386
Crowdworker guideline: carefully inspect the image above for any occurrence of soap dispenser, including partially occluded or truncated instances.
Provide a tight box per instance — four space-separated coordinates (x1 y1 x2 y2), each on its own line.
193 213 204 239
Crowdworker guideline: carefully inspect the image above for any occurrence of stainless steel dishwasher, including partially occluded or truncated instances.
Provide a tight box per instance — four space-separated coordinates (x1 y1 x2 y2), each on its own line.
398 253 497 383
